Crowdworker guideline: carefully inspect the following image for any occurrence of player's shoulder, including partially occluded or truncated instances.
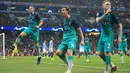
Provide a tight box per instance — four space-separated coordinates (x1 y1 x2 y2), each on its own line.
70 16 78 24
70 16 76 21
110 11 116 15
34 12 40 17
34 12 39 15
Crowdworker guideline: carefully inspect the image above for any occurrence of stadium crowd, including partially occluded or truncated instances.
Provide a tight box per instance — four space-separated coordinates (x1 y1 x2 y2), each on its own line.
0 0 130 56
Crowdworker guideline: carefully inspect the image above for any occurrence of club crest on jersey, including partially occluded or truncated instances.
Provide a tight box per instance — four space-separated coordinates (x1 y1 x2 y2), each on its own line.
69 22 71 25
96 12 99 17
71 44 74 48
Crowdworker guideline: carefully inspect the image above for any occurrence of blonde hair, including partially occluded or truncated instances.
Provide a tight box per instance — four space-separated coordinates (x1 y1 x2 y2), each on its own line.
102 0 110 5
29 5 35 9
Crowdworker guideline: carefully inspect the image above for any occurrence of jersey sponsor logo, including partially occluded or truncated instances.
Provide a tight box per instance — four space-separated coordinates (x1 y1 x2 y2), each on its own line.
69 22 71 26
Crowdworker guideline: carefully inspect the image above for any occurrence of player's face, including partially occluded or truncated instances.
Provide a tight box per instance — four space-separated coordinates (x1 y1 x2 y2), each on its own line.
103 2 111 10
61 8 68 17
29 7 34 14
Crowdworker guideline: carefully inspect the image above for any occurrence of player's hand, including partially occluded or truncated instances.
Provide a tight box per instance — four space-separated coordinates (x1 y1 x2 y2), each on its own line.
80 41 84 46
35 26 40 29
105 6 111 14
124 39 127 42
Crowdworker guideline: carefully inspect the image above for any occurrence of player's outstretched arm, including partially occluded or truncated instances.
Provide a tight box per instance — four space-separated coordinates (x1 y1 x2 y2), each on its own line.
118 23 122 42
36 20 44 28
77 27 84 46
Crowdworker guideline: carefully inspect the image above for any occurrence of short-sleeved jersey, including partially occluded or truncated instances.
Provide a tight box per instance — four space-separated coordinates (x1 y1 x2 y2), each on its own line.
96 11 119 36
121 32 127 43
79 44 84 49
49 40 53 48
62 17 80 41
84 37 90 47
28 13 41 30
43 42 47 49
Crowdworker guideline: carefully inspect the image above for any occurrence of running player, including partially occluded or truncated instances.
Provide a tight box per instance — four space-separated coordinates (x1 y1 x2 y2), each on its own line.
84 33 91 62
42 40 48 58
49 37 54 60
118 30 128 64
96 0 122 73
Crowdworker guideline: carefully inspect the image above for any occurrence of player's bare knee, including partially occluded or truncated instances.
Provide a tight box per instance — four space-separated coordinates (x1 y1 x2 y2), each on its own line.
67 49 73 56
20 32 26 37
56 50 62 55
120 51 123 54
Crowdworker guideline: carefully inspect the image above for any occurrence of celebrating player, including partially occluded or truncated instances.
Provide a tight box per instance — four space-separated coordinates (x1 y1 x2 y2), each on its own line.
96 0 122 73
12 5 43 65
54 6 84 73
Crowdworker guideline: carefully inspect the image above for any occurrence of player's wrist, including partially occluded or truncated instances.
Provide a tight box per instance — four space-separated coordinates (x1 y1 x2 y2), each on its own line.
101 14 106 19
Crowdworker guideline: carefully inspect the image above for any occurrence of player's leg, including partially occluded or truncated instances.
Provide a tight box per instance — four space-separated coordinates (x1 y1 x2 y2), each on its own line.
85 47 91 62
119 51 124 64
42 49 46 58
13 29 28 47
50 52 54 60
55 42 68 65
46 51 49 58
31 30 42 64
98 38 106 62
118 43 124 64
49 48 54 60
85 52 89 62
124 43 129 56
105 40 117 73
65 49 73 73
65 41 76 73
12 51 15 57
79 49 83 58
36 43 42 64
12 45 18 57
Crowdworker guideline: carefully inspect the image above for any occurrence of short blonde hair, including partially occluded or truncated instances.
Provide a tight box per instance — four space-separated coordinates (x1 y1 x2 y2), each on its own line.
102 0 110 5
29 5 35 9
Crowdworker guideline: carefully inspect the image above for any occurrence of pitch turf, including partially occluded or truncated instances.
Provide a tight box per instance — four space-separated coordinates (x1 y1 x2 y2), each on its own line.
0 55 130 73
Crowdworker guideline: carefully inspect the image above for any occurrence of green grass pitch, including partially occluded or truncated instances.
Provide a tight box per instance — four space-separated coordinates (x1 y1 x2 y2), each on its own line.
0 55 130 73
